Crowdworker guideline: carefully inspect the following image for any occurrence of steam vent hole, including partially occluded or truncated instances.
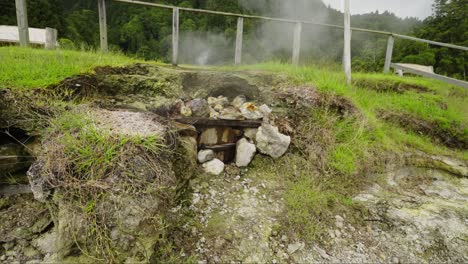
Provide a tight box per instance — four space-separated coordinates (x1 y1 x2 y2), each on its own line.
156 94 291 175
176 118 262 163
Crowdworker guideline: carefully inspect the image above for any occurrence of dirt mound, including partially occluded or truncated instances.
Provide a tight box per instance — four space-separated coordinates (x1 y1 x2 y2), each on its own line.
0 89 57 134
276 86 359 117
94 63 150 76
354 79 431 93
50 64 278 105
379 111 467 150
25 108 195 262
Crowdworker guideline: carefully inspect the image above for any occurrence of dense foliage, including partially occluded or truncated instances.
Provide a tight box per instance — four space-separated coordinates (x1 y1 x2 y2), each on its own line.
0 0 466 78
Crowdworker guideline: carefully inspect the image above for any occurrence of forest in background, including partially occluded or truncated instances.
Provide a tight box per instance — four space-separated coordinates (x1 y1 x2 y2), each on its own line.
0 0 466 79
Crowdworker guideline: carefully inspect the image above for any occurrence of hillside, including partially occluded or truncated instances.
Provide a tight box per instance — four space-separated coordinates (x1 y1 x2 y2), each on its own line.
0 47 467 263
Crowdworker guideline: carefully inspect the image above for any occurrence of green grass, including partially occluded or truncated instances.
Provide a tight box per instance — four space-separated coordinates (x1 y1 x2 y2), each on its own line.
234 62 467 242
0 46 140 89
2 48 466 245
227 62 468 160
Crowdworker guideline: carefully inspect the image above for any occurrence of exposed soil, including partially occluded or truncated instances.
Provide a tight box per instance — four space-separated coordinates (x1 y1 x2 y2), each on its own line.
0 193 52 263
0 89 57 134
354 79 431 94
379 111 468 150
276 86 359 117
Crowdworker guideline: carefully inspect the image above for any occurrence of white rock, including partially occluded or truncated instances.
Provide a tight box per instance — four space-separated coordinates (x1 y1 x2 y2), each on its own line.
220 107 244 120
232 95 246 108
208 96 229 107
240 103 263 120
243 128 258 142
192 193 201 205
198 149 215 163
335 215 344 228
236 138 256 167
256 124 291 159
32 231 58 254
287 242 305 254
180 105 192 117
213 104 224 112
203 159 225 175
209 108 220 119
259 104 272 116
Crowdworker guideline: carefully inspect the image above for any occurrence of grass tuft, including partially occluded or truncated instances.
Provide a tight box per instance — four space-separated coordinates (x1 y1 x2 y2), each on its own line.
0 46 139 89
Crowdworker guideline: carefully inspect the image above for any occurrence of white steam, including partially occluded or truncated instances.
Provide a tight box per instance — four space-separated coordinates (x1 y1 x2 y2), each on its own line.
178 0 343 65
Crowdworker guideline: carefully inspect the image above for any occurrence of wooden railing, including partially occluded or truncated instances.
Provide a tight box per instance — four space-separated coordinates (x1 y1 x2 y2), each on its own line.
108 1 468 68
12 0 467 86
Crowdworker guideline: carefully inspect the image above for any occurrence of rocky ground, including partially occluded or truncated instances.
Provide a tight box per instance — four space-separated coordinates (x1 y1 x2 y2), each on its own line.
178 161 468 263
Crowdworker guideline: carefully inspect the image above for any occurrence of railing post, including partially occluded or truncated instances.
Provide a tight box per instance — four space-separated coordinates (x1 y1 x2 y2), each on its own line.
235 17 244 65
292 22 302 65
172 7 179 66
98 0 108 52
384 35 394 73
15 0 29 47
45 27 57 49
343 0 352 84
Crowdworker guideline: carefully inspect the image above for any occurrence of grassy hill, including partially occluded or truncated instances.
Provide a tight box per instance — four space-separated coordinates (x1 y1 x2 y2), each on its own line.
2 46 465 159
0 47 138 89
1 46 467 262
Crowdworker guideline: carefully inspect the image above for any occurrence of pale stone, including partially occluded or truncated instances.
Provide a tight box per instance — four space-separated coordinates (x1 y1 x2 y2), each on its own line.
220 107 244 120
33 231 58 254
198 149 215 163
256 124 291 159
287 242 305 254
199 128 218 145
213 104 224 112
236 138 256 167
187 98 210 117
259 104 272 116
243 128 258 142
232 95 246 108
240 103 263 120
208 96 229 107
180 105 192 117
203 159 225 175
210 108 220 119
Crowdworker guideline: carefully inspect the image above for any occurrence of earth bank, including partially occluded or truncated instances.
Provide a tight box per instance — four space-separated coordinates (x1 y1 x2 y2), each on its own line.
0 64 467 263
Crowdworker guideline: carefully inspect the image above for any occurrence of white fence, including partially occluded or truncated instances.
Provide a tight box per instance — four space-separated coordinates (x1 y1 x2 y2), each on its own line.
0 25 57 49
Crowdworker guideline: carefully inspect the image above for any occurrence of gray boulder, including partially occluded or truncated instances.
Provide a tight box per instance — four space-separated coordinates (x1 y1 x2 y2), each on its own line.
187 98 210 117
256 124 291 159
236 138 256 167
